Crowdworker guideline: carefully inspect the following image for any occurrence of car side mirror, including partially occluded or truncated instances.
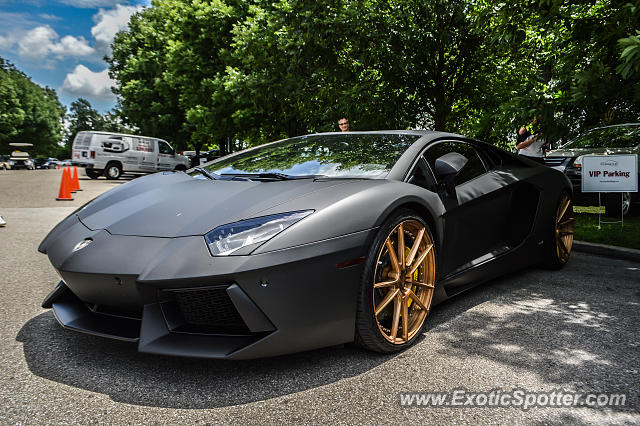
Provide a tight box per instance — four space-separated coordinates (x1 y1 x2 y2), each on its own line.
434 152 468 197
434 152 468 179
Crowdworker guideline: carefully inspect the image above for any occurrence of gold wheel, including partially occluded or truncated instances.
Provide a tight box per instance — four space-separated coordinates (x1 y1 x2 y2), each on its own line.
555 194 574 263
372 220 435 344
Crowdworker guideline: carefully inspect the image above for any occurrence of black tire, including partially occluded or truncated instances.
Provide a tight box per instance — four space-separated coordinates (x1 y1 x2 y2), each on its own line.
86 169 101 179
104 162 122 180
174 165 187 172
542 192 574 270
355 209 436 353
604 192 631 217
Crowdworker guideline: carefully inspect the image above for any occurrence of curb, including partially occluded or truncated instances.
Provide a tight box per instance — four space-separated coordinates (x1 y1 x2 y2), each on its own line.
573 240 640 263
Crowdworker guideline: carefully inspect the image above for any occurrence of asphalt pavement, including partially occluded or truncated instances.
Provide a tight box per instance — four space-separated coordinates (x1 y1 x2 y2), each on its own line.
0 169 639 424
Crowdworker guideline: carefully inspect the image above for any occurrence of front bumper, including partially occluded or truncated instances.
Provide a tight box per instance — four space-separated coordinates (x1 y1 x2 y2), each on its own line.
40 216 372 359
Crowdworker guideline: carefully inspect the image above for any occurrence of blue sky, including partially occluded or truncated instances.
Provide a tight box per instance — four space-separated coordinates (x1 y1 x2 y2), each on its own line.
0 0 150 113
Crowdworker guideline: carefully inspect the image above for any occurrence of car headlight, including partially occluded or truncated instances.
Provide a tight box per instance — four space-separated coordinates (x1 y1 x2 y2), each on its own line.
573 156 583 168
205 210 314 256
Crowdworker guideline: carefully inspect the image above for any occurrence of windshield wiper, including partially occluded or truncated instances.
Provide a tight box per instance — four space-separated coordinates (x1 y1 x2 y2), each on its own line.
221 173 323 181
194 167 220 180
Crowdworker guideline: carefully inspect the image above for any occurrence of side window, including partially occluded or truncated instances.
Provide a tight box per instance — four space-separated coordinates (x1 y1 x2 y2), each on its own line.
406 158 437 192
158 140 173 155
423 141 487 186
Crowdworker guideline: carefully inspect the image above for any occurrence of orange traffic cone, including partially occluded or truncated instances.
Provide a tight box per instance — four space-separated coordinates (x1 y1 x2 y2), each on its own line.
71 166 81 192
57 164 60 170
56 167 73 201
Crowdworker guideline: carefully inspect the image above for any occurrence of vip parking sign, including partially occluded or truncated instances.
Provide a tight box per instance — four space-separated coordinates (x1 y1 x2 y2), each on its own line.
582 154 638 193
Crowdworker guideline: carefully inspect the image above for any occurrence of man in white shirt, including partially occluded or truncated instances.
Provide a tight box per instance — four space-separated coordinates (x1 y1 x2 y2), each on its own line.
517 115 546 164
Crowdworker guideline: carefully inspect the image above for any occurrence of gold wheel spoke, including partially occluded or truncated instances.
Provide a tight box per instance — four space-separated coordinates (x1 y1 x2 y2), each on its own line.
401 295 409 342
374 280 397 289
557 237 569 256
375 288 399 316
406 228 425 267
413 280 435 289
408 244 433 275
398 223 405 268
390 294 401 341
385 240 400 273
558 218 574 227
408 289 428 311
558 197 570 222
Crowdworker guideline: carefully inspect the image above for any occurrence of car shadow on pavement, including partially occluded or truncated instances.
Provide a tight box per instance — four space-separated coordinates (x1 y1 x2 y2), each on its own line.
15 254 639 412
15 276 501 409
17 311 397 409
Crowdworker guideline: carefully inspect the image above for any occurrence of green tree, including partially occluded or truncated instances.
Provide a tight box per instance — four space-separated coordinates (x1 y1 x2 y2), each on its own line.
65 98 104 147
0 57 65 156
108 0 249 158
480 0 640 146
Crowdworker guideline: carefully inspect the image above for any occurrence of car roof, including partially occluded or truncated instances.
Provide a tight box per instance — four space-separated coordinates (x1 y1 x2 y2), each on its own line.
79 130 167 141
581 122 640 132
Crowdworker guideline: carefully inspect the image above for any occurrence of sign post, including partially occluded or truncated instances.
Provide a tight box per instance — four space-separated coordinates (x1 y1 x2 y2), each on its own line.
582 154 638 227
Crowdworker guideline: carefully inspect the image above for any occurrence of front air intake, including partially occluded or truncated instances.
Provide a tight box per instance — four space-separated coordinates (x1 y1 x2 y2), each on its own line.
159 285 251 335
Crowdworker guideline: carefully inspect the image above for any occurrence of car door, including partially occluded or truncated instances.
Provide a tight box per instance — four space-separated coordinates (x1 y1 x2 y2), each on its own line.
157 140 175 171
130 137 153 172
420 140 516 280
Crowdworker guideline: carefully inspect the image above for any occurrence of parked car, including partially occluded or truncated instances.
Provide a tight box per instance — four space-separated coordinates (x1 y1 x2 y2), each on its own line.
40 130 574 359
545 123 640 215
182 149 221 167
34 157 60 169
8 143 35 170
71 131 189 179
0 155 10 170
9 150 34 170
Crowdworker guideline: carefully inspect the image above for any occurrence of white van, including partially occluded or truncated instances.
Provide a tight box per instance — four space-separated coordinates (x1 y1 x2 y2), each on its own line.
71 131 190 179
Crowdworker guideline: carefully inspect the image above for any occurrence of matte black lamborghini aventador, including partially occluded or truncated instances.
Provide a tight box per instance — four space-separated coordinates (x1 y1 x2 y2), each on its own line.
39 131 574 359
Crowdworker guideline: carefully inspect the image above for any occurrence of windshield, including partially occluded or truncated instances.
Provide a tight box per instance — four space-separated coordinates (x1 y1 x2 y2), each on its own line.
196 133 421 179
562 125 640 149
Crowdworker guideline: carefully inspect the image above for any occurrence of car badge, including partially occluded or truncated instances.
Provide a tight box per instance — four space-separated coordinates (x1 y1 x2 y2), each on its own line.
73 238 93 252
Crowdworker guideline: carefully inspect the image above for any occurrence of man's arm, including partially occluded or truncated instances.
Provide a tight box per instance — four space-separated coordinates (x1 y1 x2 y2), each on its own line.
516 135 538 150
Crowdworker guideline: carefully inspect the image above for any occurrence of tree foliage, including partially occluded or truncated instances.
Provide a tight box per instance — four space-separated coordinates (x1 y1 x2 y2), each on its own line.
0 57 65 156
107 0 640 152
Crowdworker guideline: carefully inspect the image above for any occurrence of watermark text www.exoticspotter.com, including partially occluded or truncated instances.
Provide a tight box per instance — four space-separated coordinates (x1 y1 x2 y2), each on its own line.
399 389 627 411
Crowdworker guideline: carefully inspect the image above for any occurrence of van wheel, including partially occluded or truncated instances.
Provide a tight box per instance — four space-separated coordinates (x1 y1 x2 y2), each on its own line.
86 169 101 179
174 165 187 172
104 162 122 180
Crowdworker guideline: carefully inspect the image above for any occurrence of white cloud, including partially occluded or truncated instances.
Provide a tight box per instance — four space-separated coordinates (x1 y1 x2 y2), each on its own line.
16 25 94 61
38 14 63 21
91 4 142 53
17 26 57 60
51 35 95 57
0 34 15 50
61 64 116 100
59 0 131 8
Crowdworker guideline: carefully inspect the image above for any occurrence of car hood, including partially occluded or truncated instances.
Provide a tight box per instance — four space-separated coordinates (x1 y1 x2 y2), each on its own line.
76 172 361 237
547 147 637 158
